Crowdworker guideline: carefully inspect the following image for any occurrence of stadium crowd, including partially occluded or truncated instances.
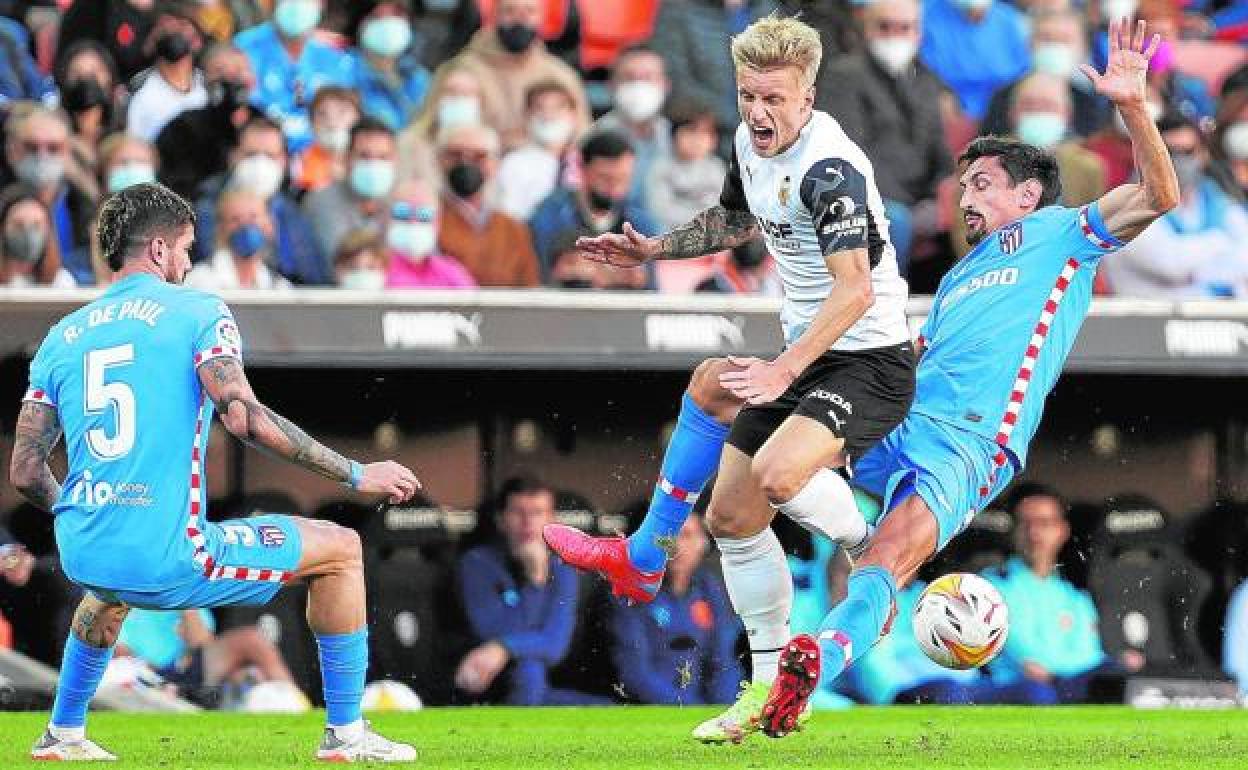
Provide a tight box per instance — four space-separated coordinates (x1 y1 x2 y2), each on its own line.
2 0 1248 713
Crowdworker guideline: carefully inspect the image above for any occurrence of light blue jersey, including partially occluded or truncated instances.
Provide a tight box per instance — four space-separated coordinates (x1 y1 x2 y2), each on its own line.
914 203 1123 469
24 273 242 592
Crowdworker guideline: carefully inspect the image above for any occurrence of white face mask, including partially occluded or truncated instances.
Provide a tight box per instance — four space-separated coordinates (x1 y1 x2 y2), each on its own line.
231 154 284 199
340 268 386 290
387 221 438 261
438 95 481 129
1101 0 1138 22
1032 43 1077 78
315 125 350 153
529 116 574 147
614 80 665 123
1015 111 1068 149
1225 122 1248 161
868 38 919 77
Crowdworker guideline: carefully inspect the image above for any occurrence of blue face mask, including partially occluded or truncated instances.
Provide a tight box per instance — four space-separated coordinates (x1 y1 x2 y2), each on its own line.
361 17 412 58
274 0 321 39
227 223 268 258
350 159 396 199
106 163 156 193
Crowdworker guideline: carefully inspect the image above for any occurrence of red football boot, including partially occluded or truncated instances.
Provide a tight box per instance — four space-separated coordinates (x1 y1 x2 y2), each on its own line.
760 634 822 738
542 523 663 603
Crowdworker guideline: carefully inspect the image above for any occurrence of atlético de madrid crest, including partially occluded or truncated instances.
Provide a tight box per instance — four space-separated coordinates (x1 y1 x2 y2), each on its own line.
998 222 1023 254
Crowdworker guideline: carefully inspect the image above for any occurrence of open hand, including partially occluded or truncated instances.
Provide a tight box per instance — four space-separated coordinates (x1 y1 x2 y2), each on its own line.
1080 18 1160 107
718 356 797 405
358 461 422 504
454 640 510 694
576 222 659 268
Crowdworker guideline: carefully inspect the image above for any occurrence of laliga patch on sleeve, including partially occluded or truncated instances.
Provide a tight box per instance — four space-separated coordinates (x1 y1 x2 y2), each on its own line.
214 318 241 350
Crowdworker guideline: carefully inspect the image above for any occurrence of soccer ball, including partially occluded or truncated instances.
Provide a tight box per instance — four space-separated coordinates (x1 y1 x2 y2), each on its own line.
913 573 1009 670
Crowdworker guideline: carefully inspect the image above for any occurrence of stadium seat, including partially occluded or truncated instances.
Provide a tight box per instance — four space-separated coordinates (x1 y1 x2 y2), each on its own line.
921 508 1014 581
365 548 444 704
577 0 660 72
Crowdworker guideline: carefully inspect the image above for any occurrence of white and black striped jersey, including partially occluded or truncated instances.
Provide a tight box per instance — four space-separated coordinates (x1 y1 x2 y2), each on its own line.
721 110 911 351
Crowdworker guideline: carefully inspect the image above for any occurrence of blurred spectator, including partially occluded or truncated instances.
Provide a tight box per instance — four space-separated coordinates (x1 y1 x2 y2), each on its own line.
291 85 360 195
0 15 54 103
981 10 1111 139
187 189 293 290
595 45 672 204
333 227 389 289
3 105 97 284
1083 90 1164 188
302 116 397 261
0 183 73 287
126 4 208 141
1103 112 1248 298
608 515 742 705
97 132 158 195
695 239 781 296
435 122 541 286
823 0 950 272
235 0 354 152
0 522 77 666
345 0 431 132
413 0 473 71
919 0 1031 122
529 130 658 281
432 0 590 151
496 78 580 220
57 0 159 81
1225 579 1248 695
385 177 477 288
650 0 778 139
398 63 485 183
155 42 258 200
455 476 605 705
547 225 647 290
983 484 1123 703
781 0 865 61
645 101 725 232
56 41 125 185
117 608 300 705
194 114 330 284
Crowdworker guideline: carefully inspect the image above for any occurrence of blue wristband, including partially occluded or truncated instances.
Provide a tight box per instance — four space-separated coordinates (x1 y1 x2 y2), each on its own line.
346 460 363 490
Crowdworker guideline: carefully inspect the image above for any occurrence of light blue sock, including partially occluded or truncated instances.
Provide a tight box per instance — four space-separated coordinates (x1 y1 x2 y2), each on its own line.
316 628 368 727
50 635 113 728
627 392 729 572
815 566 897 683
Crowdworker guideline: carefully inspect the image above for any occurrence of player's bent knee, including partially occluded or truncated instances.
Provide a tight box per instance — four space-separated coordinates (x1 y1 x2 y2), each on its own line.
751 452 807 504
705 500 763 539
687 357 741 422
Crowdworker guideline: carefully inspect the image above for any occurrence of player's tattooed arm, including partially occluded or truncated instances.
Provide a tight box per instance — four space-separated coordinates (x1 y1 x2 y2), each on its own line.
198 356 354 484
656 205 759 260
9 401 63 513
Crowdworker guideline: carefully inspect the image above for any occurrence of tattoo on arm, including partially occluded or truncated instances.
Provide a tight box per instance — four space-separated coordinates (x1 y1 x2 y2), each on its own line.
656 205 759 260
198 357 353 483
10 401 62 513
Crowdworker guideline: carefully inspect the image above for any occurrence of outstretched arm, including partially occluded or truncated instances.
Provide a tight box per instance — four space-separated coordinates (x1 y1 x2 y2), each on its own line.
1086 19 1180 242
9 401 62 513
575 206 759 268
197 356 419 502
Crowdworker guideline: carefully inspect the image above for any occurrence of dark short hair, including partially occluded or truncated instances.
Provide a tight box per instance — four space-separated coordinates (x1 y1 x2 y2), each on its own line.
348 115 396 152
1004 482 1067 515
958 135 1063 209
97 182 196 271
668 98 717 134
238 113 286 152
524 77 575 111
497 474 553 511
580 129 634 165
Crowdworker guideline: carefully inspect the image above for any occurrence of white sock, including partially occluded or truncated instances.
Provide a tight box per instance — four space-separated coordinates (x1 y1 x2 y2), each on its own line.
330 719 365 742
48 725 85 742
716 528 792 686
775 468 871 557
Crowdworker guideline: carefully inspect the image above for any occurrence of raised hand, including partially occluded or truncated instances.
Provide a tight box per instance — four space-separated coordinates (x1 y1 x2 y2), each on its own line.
1080 18 1160 107
358 460 422 504
575 222 660 268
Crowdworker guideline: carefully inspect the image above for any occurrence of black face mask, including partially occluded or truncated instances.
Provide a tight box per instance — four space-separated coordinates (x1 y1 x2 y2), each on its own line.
61 77 110 113
210 79 251 110
496 22 537 53
557 278 594 289
447 162 485 198
732 239 767 269
587 188 619 213
154 31 192 63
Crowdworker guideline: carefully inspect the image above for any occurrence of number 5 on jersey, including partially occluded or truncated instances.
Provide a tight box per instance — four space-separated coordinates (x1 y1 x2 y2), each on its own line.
85 344 136 460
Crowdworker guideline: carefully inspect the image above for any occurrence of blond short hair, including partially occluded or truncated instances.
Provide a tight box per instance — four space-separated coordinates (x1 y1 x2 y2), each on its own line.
730 15 822 89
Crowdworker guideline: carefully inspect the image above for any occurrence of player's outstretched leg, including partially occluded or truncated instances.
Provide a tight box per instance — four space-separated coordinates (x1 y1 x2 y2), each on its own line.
295 519 416 763
32 595 127 761
760 492 939 738
544 358 739 603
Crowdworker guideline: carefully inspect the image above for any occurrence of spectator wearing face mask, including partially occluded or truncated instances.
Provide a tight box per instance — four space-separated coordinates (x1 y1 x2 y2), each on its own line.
384 177 476 288
695 239 782 296
436 121 541 287
0 15 54 103
186 188 292 290
97 133 159 196
234 0 354 152
645 101 726 233
594 45 672 204
496 79 580 220
55 41 125 172
2 104 97 284
398 63 486 184
432 0 590 151
980 10 1111 139
0 184 73 288
302 117 399 263
346 1 431 132
193 114 329 284
1084 87 1165 188
919 0 1031 121
823 0 950 272
1104 111 1248 298
529 129 659 283
333 228 390 289
292 86 360 195
126 6 208 142
57 0 159 81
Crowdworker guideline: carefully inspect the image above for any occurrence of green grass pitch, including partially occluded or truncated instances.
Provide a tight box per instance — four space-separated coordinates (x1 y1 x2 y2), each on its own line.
2 706 1246 768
